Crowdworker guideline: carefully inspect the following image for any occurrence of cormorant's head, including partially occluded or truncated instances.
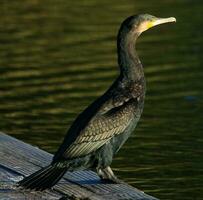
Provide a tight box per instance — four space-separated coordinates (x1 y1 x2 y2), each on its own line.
120 14 176 36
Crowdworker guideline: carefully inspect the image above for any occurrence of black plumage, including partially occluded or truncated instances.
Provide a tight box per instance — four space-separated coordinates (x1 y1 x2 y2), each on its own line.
18 14 176 190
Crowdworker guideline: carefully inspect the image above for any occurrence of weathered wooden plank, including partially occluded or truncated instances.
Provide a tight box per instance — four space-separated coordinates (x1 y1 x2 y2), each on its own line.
0 132 159 200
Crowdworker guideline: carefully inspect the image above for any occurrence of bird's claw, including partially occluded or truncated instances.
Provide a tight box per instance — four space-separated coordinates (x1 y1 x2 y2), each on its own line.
97 166 122 184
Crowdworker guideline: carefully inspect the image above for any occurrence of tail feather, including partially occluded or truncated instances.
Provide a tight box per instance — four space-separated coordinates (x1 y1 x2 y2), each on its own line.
18 164 67 191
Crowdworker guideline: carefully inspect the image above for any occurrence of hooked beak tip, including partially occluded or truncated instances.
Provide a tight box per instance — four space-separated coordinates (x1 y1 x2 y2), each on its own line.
169 17 176 23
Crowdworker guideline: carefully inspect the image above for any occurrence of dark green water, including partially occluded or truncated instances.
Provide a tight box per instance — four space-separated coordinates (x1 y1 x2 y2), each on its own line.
1 0 203 199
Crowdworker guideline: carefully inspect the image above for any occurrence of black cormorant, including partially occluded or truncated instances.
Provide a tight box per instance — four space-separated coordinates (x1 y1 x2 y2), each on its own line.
18 14 176 190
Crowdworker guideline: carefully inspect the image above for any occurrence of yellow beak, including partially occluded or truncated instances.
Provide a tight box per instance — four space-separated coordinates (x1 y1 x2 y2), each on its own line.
138 16 176 33
152 17 176 27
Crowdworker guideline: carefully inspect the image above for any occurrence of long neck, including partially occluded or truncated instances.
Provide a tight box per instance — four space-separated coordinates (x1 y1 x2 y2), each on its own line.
117 30 144 81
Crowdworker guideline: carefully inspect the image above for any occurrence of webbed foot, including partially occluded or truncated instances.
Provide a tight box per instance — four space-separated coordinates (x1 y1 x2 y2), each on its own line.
97 166 122 184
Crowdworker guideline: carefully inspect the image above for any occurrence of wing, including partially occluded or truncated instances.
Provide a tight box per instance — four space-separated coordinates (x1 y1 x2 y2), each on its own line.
63 100 137 158
61 82 143 159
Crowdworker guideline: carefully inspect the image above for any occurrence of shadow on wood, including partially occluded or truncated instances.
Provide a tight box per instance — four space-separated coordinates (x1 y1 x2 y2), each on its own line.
0 132 159 200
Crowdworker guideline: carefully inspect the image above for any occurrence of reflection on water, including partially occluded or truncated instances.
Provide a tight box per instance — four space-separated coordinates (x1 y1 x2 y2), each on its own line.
1 1 203 199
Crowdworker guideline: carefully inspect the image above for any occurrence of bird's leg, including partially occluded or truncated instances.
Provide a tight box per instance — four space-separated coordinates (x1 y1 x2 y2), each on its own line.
97 166 121 183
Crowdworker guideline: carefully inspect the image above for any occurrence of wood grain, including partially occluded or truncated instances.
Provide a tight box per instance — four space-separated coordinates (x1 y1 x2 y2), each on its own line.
0 132 158 200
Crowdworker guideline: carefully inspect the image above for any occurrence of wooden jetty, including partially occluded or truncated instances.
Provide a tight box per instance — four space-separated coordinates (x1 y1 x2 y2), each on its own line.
0 132 158 200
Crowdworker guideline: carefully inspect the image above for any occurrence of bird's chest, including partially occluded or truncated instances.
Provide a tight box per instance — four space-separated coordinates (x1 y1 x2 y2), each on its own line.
115 80 145 107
